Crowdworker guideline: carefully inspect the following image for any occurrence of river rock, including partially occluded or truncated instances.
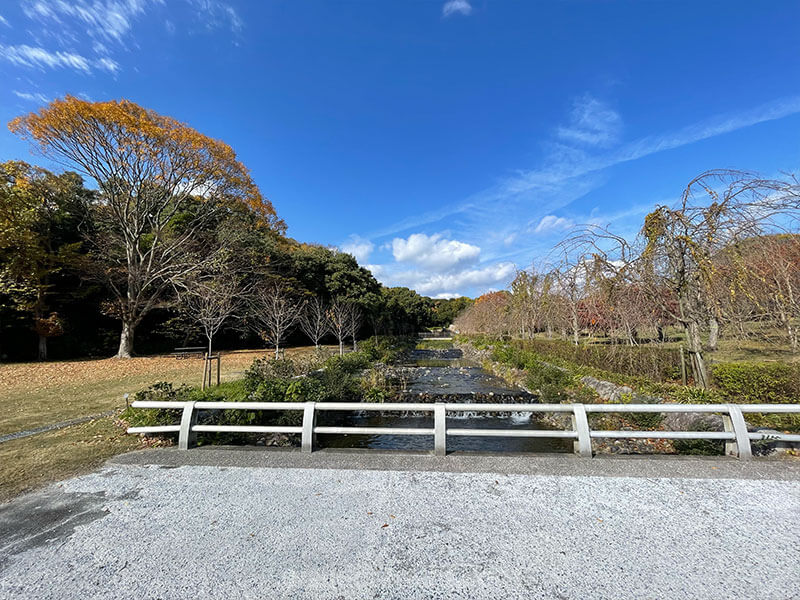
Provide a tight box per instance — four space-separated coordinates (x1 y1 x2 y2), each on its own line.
662 411 724 432
580 376 633 402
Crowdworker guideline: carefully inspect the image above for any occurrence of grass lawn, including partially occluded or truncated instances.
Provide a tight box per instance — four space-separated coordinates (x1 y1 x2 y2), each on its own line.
0 346 328 436
0 345 327 502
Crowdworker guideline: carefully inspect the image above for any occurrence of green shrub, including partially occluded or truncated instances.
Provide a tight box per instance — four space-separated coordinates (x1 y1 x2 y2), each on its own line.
711 362 800 404
358 336 416 363
524 360 572 403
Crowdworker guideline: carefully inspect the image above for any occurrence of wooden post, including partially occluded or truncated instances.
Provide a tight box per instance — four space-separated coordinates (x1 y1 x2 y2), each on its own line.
679 346 687 386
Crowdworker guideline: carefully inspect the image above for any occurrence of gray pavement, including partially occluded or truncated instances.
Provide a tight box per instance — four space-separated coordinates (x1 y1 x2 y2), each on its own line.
1 449 799 599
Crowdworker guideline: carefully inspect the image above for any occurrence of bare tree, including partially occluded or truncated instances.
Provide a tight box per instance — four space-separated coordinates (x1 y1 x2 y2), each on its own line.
179 269 245 359
345 303 363 351
299 296 329 350
249 280 305 358
327 298 351 356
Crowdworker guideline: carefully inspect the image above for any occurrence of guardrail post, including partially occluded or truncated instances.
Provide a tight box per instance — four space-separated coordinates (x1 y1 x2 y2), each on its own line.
302 402 316 453
178 401 198 450
572 404 592 458
723 404 752 460
434 403 446 456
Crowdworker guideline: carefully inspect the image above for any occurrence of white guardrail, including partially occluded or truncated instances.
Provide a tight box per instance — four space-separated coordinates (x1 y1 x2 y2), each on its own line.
126 401 800 459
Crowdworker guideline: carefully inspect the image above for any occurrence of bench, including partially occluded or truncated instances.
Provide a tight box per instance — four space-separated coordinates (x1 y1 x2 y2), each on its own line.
170 346 206 360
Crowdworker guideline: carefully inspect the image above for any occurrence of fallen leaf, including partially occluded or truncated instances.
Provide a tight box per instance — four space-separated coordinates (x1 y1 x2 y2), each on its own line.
381 524 389 528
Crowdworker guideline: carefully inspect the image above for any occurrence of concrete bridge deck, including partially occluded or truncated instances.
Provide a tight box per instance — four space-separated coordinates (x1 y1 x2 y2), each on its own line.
2 449 799 599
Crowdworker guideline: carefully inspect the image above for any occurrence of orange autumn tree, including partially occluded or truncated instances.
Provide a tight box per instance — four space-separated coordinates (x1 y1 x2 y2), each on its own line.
10 96 284 357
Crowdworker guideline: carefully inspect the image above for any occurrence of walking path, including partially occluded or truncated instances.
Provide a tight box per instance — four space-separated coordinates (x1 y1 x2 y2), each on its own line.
0 410 118 444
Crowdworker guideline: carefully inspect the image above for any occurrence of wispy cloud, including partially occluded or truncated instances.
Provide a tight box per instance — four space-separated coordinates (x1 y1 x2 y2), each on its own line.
556 95 621 148
0 14 9 27
12 90 50 103
0 44 118 74
442 0 472 18
186 0 243 32
533 215 574 234
22 0 158 43
10 0 242 81
373 94 800 242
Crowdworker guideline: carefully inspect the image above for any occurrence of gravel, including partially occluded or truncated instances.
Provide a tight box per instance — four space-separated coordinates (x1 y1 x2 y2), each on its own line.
2 456 799 599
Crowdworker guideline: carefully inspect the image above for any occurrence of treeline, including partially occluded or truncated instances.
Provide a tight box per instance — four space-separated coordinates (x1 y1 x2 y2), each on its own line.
454 170 800 388
0 97 471 361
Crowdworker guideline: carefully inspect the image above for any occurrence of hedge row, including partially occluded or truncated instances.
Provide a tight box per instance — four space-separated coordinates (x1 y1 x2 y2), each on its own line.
711 362 800 404
506 338 682 382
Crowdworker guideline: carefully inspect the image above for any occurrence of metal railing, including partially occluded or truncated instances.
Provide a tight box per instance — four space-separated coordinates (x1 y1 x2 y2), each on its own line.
126 401 800 459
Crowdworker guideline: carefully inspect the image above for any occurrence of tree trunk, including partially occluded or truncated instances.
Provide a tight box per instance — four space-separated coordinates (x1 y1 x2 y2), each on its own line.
788 322 798 354
339 339 344 356
35 288 47 361
708 317 719 351
116 320 135 358
571 309 580 346
38 335 48 361
274 341 280 359
352 337 357 351
685 320 709 388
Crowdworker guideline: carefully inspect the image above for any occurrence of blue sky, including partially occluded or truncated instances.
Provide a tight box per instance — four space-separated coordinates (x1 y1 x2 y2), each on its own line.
1 1 799 299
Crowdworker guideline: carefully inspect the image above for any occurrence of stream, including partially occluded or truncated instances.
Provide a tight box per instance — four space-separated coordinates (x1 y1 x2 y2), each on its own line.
319 342 572 453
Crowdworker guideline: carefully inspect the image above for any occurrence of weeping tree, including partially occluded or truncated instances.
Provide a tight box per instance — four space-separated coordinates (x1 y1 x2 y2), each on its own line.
641 170 799 387
9 96 283 358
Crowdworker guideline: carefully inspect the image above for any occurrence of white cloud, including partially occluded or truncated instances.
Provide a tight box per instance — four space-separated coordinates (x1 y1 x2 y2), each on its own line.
0 14 9 27
12 90 49 103
442 0 472 18
185 0 243 32
433 292 461 300
392 233 481 272
340 235 374 264
533 215 574 234
22 0 158 43
556 95 622 148
364 264 384 278
0 44 92 72
396 262 516 296
95 56 120 73
0 43 121 74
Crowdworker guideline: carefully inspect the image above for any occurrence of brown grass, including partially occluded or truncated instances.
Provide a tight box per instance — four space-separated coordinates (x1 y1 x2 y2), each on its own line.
0 345 328 503
0 346 326 436
0 415 143 503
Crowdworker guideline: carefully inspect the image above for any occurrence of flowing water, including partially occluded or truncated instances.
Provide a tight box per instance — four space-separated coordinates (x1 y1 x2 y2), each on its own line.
319 341 572 454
